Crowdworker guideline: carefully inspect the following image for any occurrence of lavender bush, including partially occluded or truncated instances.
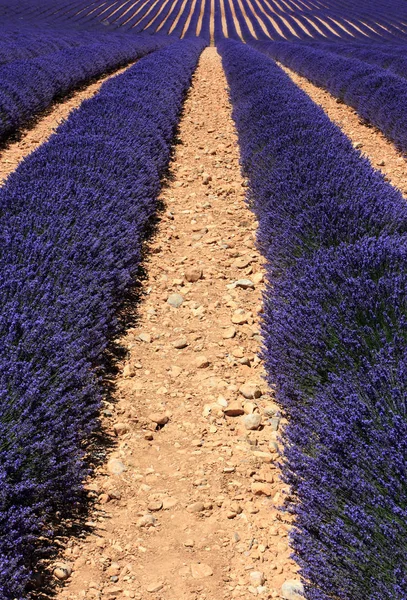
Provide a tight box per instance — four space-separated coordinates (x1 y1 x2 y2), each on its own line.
0 34 172 144
0 36 205 599
253 40 407 153
219 39 407 599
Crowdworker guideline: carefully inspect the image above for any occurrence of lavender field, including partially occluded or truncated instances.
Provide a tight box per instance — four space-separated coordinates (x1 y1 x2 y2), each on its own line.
0 1 406 599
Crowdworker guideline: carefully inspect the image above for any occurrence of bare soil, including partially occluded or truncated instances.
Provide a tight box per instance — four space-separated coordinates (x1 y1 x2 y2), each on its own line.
52 48 299 600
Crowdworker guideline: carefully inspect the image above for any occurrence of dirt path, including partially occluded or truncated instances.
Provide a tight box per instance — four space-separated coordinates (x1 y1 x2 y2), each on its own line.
54 47 300 600
280 64 407 196
0 65 131 185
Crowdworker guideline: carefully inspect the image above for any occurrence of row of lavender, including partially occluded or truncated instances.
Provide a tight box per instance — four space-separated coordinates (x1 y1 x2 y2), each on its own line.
253 40 407 155
306 40 407 79
0 37 205 599
219 39 407 600
0 20 166 64
2 0 407 42
0 32 174 144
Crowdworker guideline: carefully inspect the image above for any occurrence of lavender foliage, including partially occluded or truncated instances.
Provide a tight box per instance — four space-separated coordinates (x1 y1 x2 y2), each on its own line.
0 37 205 599
0 34 171 144
253 40 407 153
219 39 407 599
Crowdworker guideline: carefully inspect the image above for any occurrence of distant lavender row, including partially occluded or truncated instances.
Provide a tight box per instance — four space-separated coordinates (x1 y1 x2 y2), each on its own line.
253 40 407 154
219 39 407 600
0 22 160 64
0 34 173 144
0 37 205 599
306 40 407 80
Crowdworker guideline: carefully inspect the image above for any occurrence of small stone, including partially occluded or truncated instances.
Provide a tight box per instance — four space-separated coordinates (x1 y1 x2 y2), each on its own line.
244 402 256 414
138 332 152 343
162 496 178 510
251 482 273 496
281 580 305 600
250 572 266 587
223 466 235 473
263 404 279 418
187 501 205 513
173 337 188 349
353 141 363 149
222 326 236 339
167 293 184 308
240 383 262 399
149 412 169 426
377 159 386 166
137 514 156 528
54 565 72 581
269 416 281 431
233 256 252 269
235 279 254 289
231 310 249 325
243 413 262 430
252 272 264 284
184 539 195 547
107 563 120 577
113 422 129 437
104 586 123 598
223 402 244 417
148 499 163 511
146 582 164 593
191 563 213 579
196 355 210 369
107 459 127 475
232 347 244 358
123 364 136 377
253 451 274 463
202 173 212 184
185 267 203 282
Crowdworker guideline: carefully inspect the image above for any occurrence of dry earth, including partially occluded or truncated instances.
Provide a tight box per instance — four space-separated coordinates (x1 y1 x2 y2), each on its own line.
50 48 301 600
281 64 407 196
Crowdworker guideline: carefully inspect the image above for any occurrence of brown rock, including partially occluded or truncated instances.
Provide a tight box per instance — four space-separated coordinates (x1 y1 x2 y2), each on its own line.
253 451 274 463
185 267 203 282
137 514 157 528
239 383 262 399
196 355 210 369
113 422 129 436
251 482 273 496
222 326 236 339
148 499 163 512
146 582 164 593
233 256 252 269
123 363 136 377
187 501 205 513
191 563 213 579
149 412 169 426
107 459 127 475
53 564 72 581
223 402 244 417
231 310 249 325
173 337 188 349
138 332 152 343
